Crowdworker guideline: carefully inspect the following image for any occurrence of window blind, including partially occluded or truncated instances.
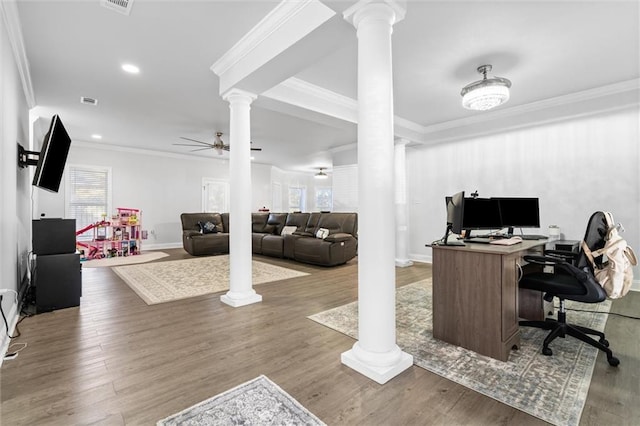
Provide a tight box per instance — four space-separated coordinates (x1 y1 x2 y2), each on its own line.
66 166 110 239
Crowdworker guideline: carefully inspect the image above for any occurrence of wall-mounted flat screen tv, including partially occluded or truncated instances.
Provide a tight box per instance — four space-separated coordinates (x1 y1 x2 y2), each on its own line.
32 115 72 193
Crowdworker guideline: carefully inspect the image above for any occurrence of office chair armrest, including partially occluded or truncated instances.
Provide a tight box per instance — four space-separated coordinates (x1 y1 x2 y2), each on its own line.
522 254 570 267
524 255 592 283
544 249 579 262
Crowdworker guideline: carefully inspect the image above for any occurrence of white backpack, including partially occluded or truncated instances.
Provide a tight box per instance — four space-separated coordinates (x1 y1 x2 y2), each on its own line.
582 212 637 299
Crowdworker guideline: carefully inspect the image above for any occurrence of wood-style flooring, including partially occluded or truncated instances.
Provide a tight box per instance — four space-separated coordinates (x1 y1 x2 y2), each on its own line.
1 248 639 425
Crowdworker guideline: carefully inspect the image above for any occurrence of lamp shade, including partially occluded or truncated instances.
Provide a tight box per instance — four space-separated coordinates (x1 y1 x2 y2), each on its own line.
461 65 511 111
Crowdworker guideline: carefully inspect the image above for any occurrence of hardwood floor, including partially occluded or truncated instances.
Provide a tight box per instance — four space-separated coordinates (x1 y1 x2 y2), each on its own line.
1 248 639 425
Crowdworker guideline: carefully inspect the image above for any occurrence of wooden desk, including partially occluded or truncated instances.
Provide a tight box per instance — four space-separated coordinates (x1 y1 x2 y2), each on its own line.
432 240 545 361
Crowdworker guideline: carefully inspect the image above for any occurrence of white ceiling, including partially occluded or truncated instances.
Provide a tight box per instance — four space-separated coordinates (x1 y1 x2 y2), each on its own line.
13 0 640 173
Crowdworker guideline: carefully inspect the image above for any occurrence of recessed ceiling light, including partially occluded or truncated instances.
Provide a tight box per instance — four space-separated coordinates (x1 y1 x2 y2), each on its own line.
121 63 140 74
250 156 255 161
91 134 102 140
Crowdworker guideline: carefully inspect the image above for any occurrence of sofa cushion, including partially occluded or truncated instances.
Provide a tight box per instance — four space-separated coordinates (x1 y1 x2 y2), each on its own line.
285 212 311 231
316 213 358 237
267 213 288 235
252 213 269 233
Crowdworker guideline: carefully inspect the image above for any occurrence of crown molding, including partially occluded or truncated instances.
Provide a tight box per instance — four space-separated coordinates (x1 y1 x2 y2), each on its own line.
263 77 358 123
422 79 640 136
211 0 334 85
1 0 36 108
211 1 314 76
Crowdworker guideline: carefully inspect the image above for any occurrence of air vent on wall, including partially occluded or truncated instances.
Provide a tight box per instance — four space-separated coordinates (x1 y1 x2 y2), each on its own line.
100 0 134 16
80 96 98 106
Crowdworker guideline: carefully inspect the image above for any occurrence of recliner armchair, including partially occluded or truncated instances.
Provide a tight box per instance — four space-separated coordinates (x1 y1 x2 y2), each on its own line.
519 211 620 366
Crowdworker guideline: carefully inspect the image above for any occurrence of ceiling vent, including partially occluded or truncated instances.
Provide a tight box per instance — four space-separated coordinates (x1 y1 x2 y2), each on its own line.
100 0 134 16
80 96 98 106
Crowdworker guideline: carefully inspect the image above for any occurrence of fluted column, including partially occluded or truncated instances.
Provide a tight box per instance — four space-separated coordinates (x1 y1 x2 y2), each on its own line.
395 138 413 267
341 0 412 384
220 88 262 308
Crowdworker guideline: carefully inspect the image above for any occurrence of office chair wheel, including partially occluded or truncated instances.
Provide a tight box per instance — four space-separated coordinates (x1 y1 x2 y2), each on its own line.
607 356 620 367
599 338 609 347
542 347 553 356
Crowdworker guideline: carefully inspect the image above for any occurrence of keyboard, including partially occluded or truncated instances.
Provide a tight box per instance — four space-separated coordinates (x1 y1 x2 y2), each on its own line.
464 237 492 244
520 235 548 240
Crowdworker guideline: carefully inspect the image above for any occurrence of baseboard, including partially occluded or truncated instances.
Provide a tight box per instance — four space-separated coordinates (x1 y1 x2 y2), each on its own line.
631 279 640 292
143 242 182 251
409 253 432 264
0 298 19 367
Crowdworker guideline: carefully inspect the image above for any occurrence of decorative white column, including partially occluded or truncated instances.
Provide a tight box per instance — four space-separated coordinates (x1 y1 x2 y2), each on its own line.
395 138 413 267
341 0 413 384
220 88 262 308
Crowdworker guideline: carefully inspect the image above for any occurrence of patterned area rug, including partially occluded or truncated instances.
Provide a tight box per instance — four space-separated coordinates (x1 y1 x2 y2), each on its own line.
82 251 169 268
308 280 611 426
157 375 325 425
113 255 308 305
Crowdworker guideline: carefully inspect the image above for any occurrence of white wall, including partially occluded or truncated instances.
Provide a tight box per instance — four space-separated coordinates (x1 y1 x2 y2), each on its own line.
1 6 32 355
406 107 640 286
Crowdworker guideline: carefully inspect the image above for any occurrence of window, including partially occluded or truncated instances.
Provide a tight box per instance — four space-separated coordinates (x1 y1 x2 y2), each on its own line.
315 187 332 211
202 178 230 212
66 165 112 241
288 186 306 212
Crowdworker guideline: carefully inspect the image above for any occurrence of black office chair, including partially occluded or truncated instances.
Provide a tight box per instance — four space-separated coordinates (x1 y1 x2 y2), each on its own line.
519 211 619 366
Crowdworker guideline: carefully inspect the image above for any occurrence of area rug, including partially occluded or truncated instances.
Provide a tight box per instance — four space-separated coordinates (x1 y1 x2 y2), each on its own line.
308 280 611 426
157 375 325 425
82 251 169 268
113 255 309 305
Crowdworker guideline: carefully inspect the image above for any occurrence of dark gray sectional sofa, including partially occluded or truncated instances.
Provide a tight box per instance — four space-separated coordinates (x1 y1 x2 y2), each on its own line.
180 212 358 267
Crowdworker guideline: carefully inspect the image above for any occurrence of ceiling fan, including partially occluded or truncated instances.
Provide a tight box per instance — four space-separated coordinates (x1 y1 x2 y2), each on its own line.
174 132 262 155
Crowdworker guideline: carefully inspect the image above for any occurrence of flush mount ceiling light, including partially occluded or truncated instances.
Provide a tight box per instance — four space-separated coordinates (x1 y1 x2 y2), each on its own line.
121 63 140 74
91 134 102 140
461 64 511 111
315 167 329 179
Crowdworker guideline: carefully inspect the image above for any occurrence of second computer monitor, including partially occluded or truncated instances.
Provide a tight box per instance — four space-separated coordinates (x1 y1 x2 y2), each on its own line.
496 197 540 232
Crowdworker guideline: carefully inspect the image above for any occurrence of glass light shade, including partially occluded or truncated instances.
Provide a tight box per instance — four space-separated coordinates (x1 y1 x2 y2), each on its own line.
314 171 328 179
462 84 510 111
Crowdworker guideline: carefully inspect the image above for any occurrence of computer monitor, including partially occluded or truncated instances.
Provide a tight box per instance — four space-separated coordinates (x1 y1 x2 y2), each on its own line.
495 197 540 235
461 198 502 236
440 191 464 245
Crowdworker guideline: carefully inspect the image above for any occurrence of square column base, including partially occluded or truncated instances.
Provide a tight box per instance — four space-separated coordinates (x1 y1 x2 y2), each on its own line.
395 259 414 267
220 293 262 307
341 349 413 384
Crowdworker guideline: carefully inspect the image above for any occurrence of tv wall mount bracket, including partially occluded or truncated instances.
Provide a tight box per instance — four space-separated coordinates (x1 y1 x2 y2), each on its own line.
17 143 40 168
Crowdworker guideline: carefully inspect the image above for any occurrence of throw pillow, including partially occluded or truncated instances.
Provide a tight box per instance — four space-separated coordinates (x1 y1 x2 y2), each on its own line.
281 226 297 236
315 228 329 239
198 221 218 234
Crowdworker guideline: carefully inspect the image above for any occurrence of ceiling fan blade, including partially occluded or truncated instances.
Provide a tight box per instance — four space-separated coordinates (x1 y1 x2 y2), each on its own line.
179 137 211 146
222 145 231 151
190 147 213 152
174 143 214 148
250 147 262 151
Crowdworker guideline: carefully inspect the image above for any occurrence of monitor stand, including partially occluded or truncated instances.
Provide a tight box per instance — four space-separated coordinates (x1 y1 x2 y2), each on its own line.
440 224 465 246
